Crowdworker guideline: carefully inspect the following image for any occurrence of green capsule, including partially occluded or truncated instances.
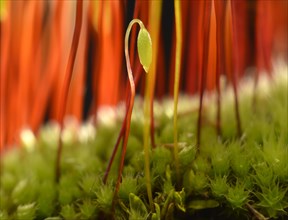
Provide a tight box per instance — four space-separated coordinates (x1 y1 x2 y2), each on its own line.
137 28 152 73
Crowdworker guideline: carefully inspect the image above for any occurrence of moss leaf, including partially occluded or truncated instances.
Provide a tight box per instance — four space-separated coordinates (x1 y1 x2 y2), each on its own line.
129 193 148 220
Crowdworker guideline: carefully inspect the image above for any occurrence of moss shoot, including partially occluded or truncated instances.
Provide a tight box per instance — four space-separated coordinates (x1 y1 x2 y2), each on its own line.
0 70 287 219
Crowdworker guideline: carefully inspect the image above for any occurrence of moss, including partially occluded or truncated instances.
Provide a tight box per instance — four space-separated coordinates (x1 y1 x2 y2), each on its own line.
0 76 287 219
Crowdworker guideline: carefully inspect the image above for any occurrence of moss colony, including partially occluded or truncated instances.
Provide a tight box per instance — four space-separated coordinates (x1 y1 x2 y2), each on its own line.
0 70 287 220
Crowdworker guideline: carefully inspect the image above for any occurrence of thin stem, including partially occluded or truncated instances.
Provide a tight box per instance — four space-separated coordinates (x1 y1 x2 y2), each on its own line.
148 0 162 149
55 0 83 183
143 75 154 211
102 107 127 184
197 1 212 151
103 62 144 183
173 0 182 187
113 19 154 212
246 203 267 220
230 0 242 137
150 103 156 148
216 82 222 137
215 0 226 138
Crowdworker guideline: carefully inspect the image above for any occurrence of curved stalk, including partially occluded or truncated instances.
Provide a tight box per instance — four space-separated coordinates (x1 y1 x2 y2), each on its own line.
112 19 154 211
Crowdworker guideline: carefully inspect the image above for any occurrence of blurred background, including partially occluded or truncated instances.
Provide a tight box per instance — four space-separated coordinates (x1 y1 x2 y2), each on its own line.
0 0 287 150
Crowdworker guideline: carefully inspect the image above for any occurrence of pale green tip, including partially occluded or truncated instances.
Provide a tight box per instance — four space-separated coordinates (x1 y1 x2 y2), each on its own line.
137 28 152 73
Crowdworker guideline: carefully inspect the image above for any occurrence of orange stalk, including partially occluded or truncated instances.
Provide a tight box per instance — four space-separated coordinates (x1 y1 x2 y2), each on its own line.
55 0 83 183
229 0 242 137
18 1 38 131
29 0 63 132
185 1 201 94
0 1 11 151
113 19 138 205
196 0 212 149
66 2 89 120
206 0 217 92
214 0 226 137
6 1 24 147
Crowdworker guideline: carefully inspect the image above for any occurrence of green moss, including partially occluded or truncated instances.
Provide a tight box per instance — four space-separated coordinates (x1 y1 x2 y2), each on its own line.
0 76 287 219
226 181 250 209
119 175 138 202
210 175 229 198
16 203 37 220
60 204 78 220
78 199 97 219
